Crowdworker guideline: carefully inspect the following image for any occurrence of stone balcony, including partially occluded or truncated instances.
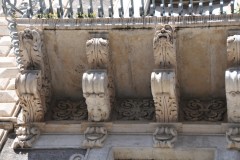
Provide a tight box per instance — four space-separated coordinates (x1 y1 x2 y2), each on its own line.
0 0 240 160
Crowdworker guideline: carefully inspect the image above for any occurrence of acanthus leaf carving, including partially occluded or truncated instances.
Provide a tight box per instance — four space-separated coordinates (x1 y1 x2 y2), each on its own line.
226 127 240 150
153 25 176 68
82 126 107 148
16 27 52 124
86 38 109 69
153 126 177 148
16 70 45 123
82 71 111 122
227 35 240 67
151 70 178 122
11 125 40 149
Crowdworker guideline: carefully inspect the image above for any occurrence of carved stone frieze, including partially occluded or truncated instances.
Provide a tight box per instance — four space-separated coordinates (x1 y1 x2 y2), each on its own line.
11 125 40 149
153 126 177 148
225 69 240 122
82 71 111 122
151 70 178 122
182 99 226 121
153 25 176 68
52 100 88 121
16 70 45 123
82 126 107 148
226 127 240 150
115 99 155 120
227 35 240 67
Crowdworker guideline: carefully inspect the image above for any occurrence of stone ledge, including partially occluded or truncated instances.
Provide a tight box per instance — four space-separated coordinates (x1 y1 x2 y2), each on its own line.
0 46 11 57
0 103 16 117
0 78 10 90
0 90 18 103
0 57 17 68
0 36 11 46
0 68 19 79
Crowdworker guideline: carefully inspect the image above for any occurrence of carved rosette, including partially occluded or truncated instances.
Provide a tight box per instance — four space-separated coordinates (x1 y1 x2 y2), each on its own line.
82 71 111 121
82 126 107 148
16 28 51 124
84 37 114 122
11 125 40 149
151 71 178 122
226 127 240 150
152 25 178 123
153 126 177 148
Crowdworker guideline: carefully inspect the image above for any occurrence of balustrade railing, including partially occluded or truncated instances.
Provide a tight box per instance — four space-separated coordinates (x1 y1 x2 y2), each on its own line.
0 0 238 19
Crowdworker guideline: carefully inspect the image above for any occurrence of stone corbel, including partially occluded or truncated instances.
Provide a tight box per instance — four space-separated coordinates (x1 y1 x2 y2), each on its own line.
153 126 177 148
151 70 178 122
82 71 111 122
82 126 108 148
226 34 240 123
226 127 240 150
16 70 45 123
11 125 40 149
84 37 115 122
225 69 240 122
152 25 178 122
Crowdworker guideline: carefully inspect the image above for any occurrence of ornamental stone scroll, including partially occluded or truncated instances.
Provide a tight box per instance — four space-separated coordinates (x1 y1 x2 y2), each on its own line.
226 34 240 123
84 37 115 122
151 25 179 122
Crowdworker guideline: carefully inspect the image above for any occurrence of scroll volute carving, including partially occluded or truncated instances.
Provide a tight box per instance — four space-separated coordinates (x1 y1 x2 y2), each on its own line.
153 25 176 69
227 35 240 67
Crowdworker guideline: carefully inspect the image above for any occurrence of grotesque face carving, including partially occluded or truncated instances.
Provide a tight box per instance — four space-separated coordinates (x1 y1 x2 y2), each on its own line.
153 25 176 68
227 35 240 67
86 96 110 121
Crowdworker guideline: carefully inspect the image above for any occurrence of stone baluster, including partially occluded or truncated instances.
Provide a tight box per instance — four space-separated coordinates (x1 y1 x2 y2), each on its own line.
151 25 178 123
231 0 234 14
88 0 93 16
220 0 224 14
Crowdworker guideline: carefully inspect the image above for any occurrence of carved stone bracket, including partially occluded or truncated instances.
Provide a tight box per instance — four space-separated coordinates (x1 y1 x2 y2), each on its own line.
153 25 176 68
226 127 240 150
82 71 111 122
82 126 107 148
11 125 40 149
84 37 115 122
152 25 179 122
16 27 51 123
225 69 240 122
151 70 178 122
226 34 240 123
153 126 177 148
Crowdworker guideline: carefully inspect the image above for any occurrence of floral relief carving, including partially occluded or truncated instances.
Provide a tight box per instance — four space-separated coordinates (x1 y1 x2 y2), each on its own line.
227 35 240 67
151 70 178 122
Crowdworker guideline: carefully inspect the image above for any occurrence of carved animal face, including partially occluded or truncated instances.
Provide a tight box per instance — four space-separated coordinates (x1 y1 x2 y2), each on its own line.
86 97 110 121
23 28 33 40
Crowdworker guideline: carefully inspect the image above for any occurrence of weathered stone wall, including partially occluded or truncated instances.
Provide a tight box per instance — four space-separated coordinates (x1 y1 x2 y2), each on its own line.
43 26 240 100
